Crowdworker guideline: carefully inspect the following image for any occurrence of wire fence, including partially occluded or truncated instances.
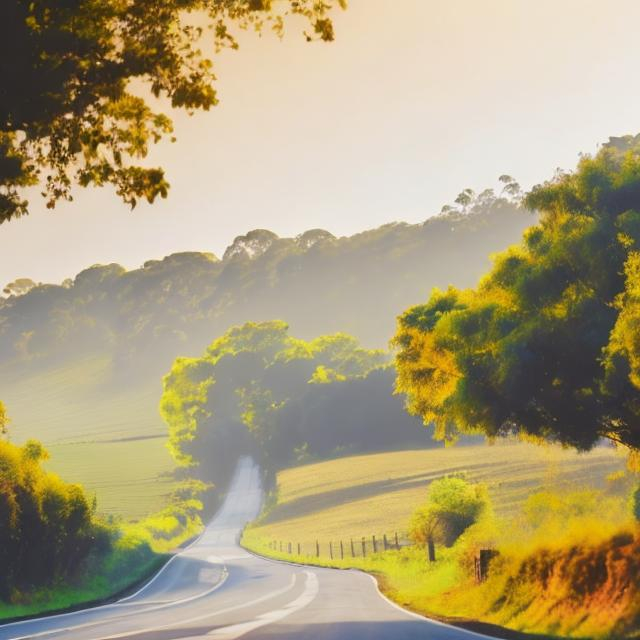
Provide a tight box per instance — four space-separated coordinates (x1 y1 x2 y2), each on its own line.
266 532 413 559
263 533 497 581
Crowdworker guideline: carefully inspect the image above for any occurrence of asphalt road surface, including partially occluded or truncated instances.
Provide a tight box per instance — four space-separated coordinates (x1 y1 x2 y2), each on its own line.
0 457 494 640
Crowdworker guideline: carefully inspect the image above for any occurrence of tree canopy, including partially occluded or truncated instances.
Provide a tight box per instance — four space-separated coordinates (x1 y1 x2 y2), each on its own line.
159 320 431 487
0 401 8 436
394 135 640 452
0 0 344 222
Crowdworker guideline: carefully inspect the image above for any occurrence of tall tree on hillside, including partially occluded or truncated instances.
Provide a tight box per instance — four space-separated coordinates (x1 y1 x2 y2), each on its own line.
394 135 640 452
0 0 344 223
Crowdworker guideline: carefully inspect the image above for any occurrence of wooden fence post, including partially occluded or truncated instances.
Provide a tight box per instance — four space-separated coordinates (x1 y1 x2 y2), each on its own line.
383 534 388 551
297 542 301 555
288 542 292 554
361 537 366 557
279 541 283 552
350 538 355 557
476 549 499 582
395 532 399 548
329 541 333 560
340 540 344 559
316 540 320 557
372 535 378 553
427 537 436 562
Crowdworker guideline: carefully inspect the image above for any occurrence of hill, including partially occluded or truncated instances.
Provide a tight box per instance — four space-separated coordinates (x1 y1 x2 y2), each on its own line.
243 442 625 548
0 190 533 518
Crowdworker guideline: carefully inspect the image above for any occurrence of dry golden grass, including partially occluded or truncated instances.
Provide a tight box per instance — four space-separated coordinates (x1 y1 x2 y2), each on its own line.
251 441 625 546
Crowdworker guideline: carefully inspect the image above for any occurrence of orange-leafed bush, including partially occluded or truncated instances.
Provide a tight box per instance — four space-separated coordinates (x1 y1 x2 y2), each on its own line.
480 527 640 638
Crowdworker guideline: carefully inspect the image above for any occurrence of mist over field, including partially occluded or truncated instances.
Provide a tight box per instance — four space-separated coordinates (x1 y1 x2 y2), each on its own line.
0 191 529 450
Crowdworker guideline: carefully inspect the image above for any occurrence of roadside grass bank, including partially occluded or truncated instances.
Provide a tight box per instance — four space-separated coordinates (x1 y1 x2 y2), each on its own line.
242 443 639 639
0 499 203 622
0 550 168 622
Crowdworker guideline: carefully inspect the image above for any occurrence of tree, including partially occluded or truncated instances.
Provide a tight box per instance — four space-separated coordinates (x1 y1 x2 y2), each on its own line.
159 320 394 483
633 485 640 522
394 135 640 451
0 437 104 599
0 0 345 222
454 188 475 211
3 277 37 297
409 476 489 550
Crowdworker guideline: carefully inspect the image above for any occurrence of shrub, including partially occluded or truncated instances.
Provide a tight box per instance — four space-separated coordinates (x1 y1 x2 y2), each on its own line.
0 438 106 600
409 476 490 547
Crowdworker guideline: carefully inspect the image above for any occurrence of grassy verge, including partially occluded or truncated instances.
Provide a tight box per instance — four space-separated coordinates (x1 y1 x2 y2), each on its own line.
0 502 203 622
0 551 168 622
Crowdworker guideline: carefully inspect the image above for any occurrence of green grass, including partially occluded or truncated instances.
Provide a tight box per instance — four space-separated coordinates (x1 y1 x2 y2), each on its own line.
45 438 180 520
246 441 625 548
0 356 165 443
0 552 168 622
0 355 177 521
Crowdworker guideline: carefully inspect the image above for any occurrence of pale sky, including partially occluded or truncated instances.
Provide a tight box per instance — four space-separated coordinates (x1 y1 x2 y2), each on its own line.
2 0 640 286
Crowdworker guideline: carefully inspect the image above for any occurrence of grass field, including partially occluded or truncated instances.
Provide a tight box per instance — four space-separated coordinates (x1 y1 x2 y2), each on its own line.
0 355 177 521
0 356 166 443
45 437 179 520
246 441 626 549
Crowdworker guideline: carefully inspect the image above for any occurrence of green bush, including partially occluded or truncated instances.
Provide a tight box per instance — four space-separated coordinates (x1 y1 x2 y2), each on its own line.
409 476 489 547
0 438 107 601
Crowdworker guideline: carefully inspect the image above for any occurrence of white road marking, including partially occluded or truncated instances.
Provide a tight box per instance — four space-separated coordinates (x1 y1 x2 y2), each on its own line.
367 574 494 639
8 570 230 640
92 573 302 640
204 571 319 640
0 460 255 637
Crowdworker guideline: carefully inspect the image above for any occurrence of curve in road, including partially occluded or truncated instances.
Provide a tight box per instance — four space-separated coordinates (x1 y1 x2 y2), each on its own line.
0 457 495 640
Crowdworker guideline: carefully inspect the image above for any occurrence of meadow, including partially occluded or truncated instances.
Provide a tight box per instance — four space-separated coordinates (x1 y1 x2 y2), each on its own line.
0 356 177 521
246 441 626 548
46 438 179 520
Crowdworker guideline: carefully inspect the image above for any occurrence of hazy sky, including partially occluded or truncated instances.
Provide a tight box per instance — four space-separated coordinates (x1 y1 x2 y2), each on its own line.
2 0 640 286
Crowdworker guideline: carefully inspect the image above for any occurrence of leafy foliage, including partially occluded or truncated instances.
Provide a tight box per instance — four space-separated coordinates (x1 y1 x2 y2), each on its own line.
0 437 108 600
160 320 431 485
0 0 344 221
409 476 489 547
394 135 640 451
0 194 531 382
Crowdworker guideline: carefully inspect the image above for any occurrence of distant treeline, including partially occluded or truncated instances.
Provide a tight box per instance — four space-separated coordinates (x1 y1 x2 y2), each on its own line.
0 189 532 386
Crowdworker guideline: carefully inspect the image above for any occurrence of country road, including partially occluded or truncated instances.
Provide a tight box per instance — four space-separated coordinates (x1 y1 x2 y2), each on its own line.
0 457 494 640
